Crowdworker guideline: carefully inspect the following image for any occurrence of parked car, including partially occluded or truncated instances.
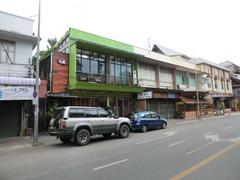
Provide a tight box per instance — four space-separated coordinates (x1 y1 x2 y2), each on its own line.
48 106 131 146
130 111 167 132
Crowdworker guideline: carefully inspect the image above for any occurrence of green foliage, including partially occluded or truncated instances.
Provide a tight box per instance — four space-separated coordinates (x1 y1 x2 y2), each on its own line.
217 100 225 110
47 102 58 120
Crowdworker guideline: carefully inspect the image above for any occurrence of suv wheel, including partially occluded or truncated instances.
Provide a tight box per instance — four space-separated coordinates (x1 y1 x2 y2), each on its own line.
60 137 71 143
75 129 90 146
119 124 130 138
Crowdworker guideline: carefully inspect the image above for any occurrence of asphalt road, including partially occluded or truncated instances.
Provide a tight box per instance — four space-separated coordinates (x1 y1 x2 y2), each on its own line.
1 115 240 180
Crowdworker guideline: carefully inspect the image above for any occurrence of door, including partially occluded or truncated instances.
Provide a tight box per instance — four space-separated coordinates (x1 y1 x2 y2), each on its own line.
85 108 102 134
0 101 21 138
98 108 118 133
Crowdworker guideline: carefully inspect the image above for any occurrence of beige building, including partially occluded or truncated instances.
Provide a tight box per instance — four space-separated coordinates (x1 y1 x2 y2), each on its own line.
192 58 233 112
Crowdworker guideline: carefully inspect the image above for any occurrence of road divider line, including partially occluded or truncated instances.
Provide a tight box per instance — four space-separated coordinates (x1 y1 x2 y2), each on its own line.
187 148 201 154
170 141 240 180
168 140 185 147
202 142 213 147
93 159 128 171
225 126 232 129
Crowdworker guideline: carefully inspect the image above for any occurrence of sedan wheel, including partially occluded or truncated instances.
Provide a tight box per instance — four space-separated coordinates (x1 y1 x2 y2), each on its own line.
141 125 147 133
162 123 167 129
75 129 90 146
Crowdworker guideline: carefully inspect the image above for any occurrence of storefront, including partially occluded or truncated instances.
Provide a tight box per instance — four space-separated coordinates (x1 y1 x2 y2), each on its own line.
136 91 178 119
0 84 34 137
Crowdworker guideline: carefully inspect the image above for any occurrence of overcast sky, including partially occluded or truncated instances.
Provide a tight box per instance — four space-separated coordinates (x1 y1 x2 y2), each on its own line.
1 0 240 65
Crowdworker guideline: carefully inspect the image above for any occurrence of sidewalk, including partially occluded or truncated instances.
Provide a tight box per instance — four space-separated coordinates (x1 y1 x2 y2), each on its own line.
0 132 56 152
1 111 240 152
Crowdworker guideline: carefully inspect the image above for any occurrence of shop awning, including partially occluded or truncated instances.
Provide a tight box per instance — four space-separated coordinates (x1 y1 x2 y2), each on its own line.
0 76 40 86
179 96 208 105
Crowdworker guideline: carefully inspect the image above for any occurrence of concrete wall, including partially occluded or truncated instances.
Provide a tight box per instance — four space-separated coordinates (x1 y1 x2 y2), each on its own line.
0 11 34 36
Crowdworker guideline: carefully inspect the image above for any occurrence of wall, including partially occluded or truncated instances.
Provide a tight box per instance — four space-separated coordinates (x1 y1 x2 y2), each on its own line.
0 11 34 36
52 52 69 93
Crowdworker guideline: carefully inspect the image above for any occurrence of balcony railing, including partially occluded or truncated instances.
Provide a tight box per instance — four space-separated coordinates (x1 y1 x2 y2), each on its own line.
0 63 33 78
76 72 135 86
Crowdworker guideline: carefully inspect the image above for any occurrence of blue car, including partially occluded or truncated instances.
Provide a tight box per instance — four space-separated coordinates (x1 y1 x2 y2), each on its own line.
130 111 167 132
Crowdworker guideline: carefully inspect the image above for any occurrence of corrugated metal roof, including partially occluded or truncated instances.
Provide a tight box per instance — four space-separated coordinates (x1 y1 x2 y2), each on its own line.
152 44 190 59
189 57 229 71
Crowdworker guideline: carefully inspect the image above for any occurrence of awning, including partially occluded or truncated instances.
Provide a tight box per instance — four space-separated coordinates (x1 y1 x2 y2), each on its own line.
0 76 40 86
179 96 208 105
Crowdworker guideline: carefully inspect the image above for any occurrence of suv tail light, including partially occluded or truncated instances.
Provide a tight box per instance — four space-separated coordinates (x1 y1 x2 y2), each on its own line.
59 119 67 129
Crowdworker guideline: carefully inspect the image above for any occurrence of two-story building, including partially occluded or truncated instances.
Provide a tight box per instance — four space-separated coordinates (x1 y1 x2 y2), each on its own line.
0 11 37 138
191 58 233 113
220 61 240 111
40 28 209 121
40 28 145 122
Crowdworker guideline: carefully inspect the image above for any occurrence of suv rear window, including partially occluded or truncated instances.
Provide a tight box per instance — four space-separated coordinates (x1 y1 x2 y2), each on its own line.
53 108 65 119
69 108 85 118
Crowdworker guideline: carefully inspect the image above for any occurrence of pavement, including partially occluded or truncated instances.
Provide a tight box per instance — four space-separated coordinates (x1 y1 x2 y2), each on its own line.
0 113 240 180
0 111 240 153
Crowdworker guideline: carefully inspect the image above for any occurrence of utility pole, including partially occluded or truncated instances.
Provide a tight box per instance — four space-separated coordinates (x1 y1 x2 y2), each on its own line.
194 58 200 119
33 0 41 145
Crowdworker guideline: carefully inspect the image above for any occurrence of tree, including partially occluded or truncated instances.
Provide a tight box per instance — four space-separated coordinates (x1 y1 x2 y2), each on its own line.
47 38 57 50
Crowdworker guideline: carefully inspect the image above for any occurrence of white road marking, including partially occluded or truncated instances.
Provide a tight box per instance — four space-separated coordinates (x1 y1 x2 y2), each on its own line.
225 126 232 129
136 135 168 145
205 134 221 142
202 142 213 147
176 120 198 125
187 148 201 154
93 159 128 171
136 131 176 145
204 132 214 135
168 140 185 147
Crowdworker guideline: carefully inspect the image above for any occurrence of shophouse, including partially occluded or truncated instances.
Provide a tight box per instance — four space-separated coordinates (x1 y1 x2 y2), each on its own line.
220 61 240 111
192 58 233 113
40 28 208 122
0 11 37 137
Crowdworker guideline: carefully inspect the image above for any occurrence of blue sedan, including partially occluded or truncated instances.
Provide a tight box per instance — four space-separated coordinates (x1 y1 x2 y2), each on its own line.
130 111 167 132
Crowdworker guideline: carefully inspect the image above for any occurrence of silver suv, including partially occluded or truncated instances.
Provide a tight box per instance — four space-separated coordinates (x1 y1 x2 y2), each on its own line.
49 106 131 146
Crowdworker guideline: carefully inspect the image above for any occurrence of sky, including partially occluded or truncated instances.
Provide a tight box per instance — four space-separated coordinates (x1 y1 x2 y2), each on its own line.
1 0 240 66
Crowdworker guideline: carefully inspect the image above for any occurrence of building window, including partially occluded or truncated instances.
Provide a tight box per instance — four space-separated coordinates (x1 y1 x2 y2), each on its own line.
0 39 15 63
176 71 189 85
138 63 156 87
110 56 133 85
76 49 106 83
221 81 224 90
215 80 218 89
159 67 173 89
227 82 229 91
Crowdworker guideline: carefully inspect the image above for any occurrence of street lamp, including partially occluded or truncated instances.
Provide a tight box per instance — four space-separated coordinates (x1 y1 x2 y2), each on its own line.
33 0 41 145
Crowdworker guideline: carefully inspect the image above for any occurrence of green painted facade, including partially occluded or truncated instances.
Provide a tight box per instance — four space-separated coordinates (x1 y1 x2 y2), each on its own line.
69 28 134 53
67 28 144 93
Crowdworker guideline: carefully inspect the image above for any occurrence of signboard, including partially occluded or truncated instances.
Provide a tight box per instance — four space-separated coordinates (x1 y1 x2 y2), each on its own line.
0 85 34 100
137 91 152 100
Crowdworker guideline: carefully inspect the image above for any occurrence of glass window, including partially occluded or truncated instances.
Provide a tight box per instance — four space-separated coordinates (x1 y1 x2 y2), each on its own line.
90 60 98 74
82 58 90 73
0 39 15 63
151 113 159 118
143 113 152 118
98 109 109 117
69 108 85 118
53 108 65 119
85 109 98 117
